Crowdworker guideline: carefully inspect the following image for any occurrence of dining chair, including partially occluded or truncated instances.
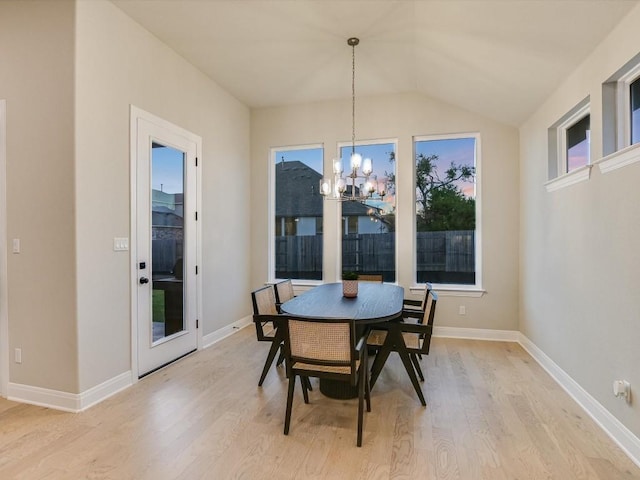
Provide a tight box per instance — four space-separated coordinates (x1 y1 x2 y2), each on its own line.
282 316 371 447
357 274 383 283
251 285 285 386
402 282 433 361
367 291 438 406
402 282 432 319
274 279 295 311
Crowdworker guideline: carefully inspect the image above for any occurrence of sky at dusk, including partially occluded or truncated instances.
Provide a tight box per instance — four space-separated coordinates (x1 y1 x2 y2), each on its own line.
275 137 476 203
152 144 184 194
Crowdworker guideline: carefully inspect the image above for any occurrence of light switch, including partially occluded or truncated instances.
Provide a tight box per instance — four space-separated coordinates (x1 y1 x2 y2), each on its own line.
12 238 20 254
113 237 129 251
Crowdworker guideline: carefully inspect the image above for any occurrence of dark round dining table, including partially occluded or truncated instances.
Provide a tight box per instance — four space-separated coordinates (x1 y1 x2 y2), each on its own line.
280 282 404 398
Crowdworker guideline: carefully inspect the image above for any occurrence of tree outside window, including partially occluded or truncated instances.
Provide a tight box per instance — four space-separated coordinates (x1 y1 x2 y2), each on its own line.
412 136 477 285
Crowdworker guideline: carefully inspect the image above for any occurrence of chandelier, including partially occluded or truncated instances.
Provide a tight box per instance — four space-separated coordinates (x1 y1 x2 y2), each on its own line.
320 37 386 202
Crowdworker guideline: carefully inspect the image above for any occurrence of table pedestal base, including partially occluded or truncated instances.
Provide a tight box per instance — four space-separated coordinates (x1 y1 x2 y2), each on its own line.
319 379 358 399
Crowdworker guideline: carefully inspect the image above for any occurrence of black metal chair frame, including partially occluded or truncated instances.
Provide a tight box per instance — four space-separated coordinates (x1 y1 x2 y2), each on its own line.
251 285 286 386
368 291 437 406
282 316 371 447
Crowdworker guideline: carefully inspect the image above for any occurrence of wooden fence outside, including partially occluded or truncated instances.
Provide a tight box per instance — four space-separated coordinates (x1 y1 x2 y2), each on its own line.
275 230 475 280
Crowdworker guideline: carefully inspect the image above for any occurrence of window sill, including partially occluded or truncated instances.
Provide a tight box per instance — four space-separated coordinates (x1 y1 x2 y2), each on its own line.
410 285 485 298
596 143 640 174
545 165 592 192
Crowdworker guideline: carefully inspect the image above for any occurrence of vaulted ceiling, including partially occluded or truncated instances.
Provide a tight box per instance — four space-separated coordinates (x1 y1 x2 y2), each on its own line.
112 0 637 126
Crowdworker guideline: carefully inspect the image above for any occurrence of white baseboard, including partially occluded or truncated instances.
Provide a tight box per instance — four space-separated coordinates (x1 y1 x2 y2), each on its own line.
202 315 252 349
79 371 132 411
7 371 132 413
432 326 640 468
518 333 640 469
434 326 520 342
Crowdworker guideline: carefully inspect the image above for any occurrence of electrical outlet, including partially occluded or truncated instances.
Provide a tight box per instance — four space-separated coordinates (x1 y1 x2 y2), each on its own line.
459 305 466 315
14 348 21 364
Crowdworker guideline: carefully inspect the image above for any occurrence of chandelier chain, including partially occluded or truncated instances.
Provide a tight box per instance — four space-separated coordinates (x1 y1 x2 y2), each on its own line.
352 40 356 155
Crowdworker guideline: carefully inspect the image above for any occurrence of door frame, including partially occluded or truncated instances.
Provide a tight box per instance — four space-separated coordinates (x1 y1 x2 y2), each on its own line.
0 100 8 397
129 105 202 383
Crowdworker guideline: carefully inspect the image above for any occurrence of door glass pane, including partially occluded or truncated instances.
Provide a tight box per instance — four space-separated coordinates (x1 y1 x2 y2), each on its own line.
151 142 185 342
339 142 396 283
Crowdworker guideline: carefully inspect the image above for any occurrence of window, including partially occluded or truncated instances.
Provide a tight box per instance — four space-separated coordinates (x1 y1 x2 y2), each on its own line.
414 134 478 286
631 76 640 145
565 114 590 172
602 53 640 161
546 98 592 190
338 140 396 282
272 145 323 280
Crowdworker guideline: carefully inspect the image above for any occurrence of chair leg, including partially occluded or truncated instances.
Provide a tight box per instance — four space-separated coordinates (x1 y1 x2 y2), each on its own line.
364 355 371 413
259 340 281 386
300 375 309 404
276 347 285 366
284 374 296 435
411 353 424 381
357 364 365 447
303 376 313 391
396 342 426 406
369 343 392 388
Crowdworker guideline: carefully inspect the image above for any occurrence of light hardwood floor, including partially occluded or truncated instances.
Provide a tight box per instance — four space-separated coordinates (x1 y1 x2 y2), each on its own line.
1 327 639 479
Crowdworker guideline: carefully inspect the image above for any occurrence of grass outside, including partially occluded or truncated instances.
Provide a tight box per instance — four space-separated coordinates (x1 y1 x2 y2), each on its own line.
153 289 165 323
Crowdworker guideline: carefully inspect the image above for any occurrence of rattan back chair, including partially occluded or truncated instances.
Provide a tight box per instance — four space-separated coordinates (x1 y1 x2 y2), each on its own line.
367 291 438 406
274 279 295 311
251 285 284 386
282 316 371 447
402 282 433 319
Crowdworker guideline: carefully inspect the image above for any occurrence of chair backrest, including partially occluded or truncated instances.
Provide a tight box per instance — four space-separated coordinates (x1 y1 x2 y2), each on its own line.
357 274 383 283
274 279 295 304
420 290 437 327
251 285 278 316
284 317 356 373
419 282 433 310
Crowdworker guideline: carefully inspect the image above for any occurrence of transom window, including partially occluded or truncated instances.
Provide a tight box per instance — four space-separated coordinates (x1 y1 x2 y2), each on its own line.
631 76 640 145
566 114 591 172
413 134 478 286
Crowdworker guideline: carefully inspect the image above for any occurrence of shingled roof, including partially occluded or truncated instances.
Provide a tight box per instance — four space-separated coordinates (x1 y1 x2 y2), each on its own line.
275 160 372 217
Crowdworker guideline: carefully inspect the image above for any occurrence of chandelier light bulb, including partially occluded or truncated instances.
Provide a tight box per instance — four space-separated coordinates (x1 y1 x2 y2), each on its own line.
333 159 343 175
362 157 373 176
350 152 362 172
320 179 332 196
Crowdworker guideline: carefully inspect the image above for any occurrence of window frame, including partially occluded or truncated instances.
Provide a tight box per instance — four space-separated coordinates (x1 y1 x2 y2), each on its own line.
335 137 398 283
599 55 640 173
558 105 590 175
546 98 592 192
615 63 640 149
412 132 482 293
268 143 324 285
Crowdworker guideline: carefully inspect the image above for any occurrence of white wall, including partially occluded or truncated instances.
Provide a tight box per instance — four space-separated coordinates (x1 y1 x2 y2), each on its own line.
75 0 251 391
251 92 520 330
0 0 78 393
520 4 640 439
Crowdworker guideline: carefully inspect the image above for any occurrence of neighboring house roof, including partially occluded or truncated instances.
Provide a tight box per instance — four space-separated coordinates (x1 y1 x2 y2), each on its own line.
275 160 374 217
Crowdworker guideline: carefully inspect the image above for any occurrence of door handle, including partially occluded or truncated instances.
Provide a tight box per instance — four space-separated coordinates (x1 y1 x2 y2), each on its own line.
139 277 149 285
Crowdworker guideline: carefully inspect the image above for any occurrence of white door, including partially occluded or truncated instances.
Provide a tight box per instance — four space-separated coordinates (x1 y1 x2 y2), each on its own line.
133 108 200 377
